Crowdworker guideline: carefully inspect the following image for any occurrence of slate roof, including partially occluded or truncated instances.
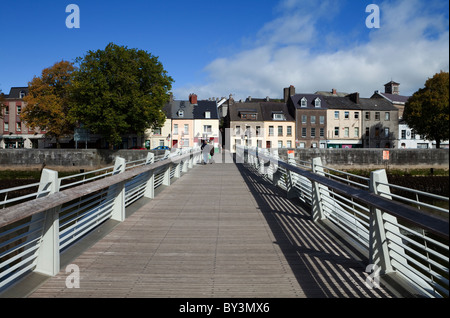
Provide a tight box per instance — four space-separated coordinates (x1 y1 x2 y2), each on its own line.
228 102 264 122
260 102 295 122
290 94 331 109
5 87 28 99
378 92 410 104
164 100 219 120
359 97 398 111
323 96 360 110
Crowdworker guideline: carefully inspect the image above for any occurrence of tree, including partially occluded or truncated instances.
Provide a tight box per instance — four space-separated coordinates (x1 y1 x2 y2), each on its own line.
69 43 173 147
21 60 76 148
403 71 449 148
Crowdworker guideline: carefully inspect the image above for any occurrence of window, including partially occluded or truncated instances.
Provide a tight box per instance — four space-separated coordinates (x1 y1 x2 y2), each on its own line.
205 111 211 119
319 116 325 124
235 126 241 135
354 127 359 137
315 98 321 108
16 122 21 132
301 127 307 138
184 124 189 135
320 127 324 137
4 122 8 132
344 127 349 137
204 125 212 133
278 141 283 148
401 130 406 139
5 106 9 116
269 126 274 136
299 142 306 148
365 127 370 136
365 112 370 120
311 128 316 137
173 124 178 135
334 127 339 137
256 126 261 136
311 116 316 124
178 110 184 117
17 106 21 115
385 112 390 121
287 140 292 148
301 115 307 124
375 127 380 137
354 112 359 119
273 113 284 120
153 128 161 135
182 138 190 147
334 111 339 119
159 140 165 146
375 112 380 120
278 126 283 136
384 128 390 137
19 91 26 99
344 112 349 119
287 126 292 136
301 97 307 107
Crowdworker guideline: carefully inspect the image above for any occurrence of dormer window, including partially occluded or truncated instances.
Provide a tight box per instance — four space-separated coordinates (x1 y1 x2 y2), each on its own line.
205 111 211 119
178 110 184 117
300 97 307 107
272 112 285 120
19 91 26 99
314 98 321 108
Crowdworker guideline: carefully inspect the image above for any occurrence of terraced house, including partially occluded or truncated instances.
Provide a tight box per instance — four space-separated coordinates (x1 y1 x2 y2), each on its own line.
0 87 47 149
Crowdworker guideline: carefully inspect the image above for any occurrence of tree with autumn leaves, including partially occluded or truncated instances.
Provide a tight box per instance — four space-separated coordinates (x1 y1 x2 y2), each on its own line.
22 43 173 148
22 60 76 148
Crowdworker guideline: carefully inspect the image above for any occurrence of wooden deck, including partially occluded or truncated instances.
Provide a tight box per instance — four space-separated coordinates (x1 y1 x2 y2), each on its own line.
28 162 396 298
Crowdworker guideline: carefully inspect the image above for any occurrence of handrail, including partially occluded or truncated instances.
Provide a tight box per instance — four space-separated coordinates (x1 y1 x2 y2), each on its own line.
240 145 449 298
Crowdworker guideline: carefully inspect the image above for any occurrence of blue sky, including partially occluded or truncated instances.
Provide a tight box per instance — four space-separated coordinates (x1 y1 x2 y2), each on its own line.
0 0 448 101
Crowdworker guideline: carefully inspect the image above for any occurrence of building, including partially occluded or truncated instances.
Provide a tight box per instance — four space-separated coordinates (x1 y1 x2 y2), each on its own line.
371 81 410 119
287 93 329 148
0 87 47 149
323 94 363 148
359 94 399 148
226 101 295 152
144 103 172 149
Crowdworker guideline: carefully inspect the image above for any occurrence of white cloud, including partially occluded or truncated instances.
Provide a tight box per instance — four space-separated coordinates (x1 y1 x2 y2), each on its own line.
174 0 449 101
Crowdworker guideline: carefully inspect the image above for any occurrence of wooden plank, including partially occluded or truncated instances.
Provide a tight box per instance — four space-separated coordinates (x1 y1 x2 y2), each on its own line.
28 163 396 298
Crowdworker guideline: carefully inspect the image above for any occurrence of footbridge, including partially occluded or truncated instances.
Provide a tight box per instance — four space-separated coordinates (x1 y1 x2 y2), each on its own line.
0 147 448 298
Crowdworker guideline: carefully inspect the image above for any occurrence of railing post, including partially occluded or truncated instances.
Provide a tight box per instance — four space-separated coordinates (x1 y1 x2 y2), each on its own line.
369 169 406 275
146 152 155 165
311 157 326 222
286 151 298 199
110 157 126 222
33 169 61 276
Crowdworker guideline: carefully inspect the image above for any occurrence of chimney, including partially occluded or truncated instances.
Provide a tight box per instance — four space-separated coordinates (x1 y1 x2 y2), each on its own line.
284 85 296 102
189 93 198 104
332 88 337 96
348 92 360 104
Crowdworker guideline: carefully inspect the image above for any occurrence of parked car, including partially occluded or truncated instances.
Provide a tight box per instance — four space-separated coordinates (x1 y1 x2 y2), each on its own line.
153 146 170 150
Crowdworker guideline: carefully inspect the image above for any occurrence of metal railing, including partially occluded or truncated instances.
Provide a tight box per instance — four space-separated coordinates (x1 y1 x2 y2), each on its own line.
0 148 202 293
239 146 449 298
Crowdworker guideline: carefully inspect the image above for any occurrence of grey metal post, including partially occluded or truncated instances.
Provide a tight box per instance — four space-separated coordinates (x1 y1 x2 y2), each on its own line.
369 169 406 274
110 157 126 222
33 169 61 276
286 151 298 199
311 157 326 222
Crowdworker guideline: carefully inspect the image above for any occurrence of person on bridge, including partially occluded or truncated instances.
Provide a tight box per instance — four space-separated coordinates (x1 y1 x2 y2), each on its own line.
201 139 209 164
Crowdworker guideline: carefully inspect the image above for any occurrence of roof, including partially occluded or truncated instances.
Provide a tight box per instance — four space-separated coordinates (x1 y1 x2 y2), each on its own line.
5 87 28 99
164 100 219 120
193 100 219 119
290 94 331 109
315 90 349 97
323 96 360 110
378 92 410 104
359 97 398 111
260 102 295 122
228 102 264 122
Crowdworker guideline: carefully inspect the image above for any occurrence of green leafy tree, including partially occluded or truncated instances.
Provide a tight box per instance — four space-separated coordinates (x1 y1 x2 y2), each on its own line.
403 71 449 148
69 43 173 148
22 61 76 148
